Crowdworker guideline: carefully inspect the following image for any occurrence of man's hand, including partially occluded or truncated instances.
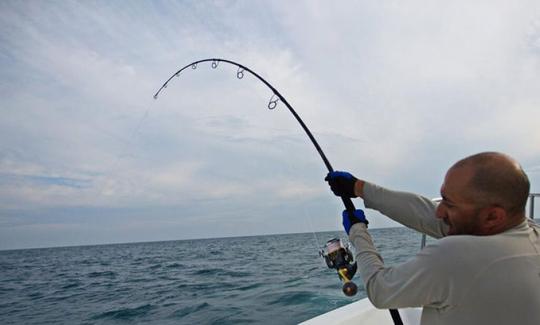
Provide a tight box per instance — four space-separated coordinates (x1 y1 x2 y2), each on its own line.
342 209 368 235
325 171 358 198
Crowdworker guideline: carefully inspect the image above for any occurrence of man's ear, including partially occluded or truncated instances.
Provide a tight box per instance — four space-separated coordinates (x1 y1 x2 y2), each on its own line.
483 206 507 229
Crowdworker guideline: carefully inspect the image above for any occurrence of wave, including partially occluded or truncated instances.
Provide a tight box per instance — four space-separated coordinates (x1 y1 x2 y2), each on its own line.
192 268 250 277
172 302 209 318
91 304 155 320
87 271 116 278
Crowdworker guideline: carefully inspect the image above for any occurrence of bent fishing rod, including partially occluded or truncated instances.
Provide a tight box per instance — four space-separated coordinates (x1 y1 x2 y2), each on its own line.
154 58 403 325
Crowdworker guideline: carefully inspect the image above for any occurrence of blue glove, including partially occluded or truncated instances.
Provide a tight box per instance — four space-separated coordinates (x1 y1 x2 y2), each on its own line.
342 209 368 235
325 171 358 198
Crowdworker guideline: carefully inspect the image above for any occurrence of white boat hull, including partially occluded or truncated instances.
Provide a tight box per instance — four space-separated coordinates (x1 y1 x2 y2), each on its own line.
300 298 421 325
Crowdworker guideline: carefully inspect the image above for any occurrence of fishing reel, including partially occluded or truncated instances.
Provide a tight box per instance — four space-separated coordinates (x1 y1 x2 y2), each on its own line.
319 238 358 296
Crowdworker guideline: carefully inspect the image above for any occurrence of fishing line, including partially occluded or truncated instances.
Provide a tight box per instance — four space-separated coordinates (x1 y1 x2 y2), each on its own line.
102 101 156 185
302 203 330 269
154 58 403 324
306 207 323 252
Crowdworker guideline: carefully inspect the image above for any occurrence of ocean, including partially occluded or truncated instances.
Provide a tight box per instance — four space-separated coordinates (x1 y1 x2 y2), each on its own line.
0 227 424 324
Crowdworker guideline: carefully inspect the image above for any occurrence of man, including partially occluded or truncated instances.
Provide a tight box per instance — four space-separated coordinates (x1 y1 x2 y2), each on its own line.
325 152 540 325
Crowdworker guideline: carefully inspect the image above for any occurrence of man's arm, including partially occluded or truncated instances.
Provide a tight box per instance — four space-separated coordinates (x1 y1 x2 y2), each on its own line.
325 172 447 238
349 223 452 309
361 181 448 239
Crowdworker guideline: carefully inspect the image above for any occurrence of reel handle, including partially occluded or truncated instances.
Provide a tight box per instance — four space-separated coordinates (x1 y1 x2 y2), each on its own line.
338 267 358 296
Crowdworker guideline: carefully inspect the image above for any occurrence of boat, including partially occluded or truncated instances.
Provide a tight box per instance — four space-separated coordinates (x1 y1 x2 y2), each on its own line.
299 298 421 325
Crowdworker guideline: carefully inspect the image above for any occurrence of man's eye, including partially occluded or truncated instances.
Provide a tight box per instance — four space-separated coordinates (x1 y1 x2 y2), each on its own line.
442 200 454 208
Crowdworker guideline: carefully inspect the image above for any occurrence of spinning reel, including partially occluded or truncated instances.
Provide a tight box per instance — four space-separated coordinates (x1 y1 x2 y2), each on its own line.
320 238 358 296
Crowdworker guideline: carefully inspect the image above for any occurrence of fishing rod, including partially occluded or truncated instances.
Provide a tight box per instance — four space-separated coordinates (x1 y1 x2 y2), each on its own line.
154 59 357 212
154 58 403 325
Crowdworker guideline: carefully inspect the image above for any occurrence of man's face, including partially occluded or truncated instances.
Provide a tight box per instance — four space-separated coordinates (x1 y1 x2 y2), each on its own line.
436 166 484 236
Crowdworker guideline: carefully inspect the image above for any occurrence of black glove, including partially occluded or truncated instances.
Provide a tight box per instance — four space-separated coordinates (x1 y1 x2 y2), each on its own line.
324 171 358 198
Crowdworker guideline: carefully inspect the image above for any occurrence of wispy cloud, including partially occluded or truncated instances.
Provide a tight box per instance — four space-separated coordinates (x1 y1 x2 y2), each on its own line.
0 0 539 249
0 173 91 189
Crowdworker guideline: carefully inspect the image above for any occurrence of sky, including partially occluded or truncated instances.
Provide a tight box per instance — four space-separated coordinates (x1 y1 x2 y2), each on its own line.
1 1 539 250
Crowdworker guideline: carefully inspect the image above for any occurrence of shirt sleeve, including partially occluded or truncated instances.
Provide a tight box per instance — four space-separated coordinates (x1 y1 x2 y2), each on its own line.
363 182 448 239
349 223 454 310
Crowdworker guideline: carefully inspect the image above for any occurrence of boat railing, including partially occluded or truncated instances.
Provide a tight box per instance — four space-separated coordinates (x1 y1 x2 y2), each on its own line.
420 193 539 249
529 193 539 220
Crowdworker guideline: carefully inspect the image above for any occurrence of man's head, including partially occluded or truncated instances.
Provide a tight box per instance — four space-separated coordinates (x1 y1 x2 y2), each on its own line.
436 152 530 236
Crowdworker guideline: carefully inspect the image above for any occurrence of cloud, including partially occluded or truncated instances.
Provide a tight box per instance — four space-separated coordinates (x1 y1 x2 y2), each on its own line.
1 1 539 248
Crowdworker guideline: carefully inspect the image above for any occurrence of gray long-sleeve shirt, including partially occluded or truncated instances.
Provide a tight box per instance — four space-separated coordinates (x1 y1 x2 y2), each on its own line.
349 182 540 325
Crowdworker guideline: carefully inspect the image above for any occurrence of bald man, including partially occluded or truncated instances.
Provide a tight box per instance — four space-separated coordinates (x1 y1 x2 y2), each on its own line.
325 152 540 325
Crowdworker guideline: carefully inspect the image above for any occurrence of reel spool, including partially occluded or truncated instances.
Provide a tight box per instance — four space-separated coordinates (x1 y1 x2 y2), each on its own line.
319 238 358 296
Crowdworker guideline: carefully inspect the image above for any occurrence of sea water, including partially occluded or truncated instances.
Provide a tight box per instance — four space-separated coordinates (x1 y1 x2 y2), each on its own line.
0 227 423 324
